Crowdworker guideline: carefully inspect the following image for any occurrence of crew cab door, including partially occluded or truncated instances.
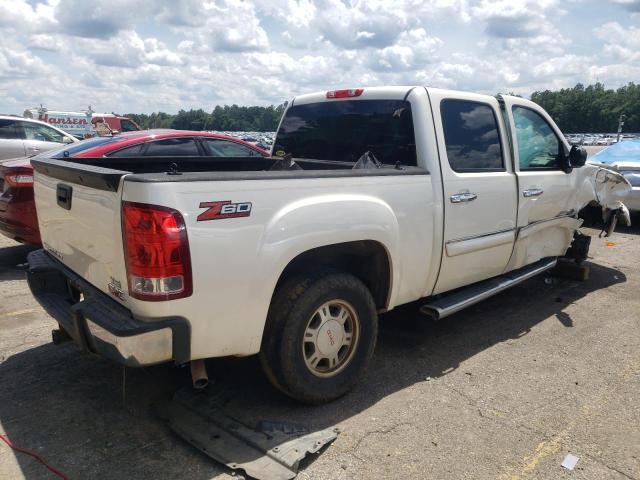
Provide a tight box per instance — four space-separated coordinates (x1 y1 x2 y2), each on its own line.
500 97 582 270
429 91 518 294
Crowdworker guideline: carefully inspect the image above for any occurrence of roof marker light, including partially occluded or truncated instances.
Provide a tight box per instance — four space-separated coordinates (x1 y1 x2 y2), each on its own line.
326 89 364 99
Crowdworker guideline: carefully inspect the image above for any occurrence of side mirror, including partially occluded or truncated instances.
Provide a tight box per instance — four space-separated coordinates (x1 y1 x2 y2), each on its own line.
569 145 587 168
62 136 74 144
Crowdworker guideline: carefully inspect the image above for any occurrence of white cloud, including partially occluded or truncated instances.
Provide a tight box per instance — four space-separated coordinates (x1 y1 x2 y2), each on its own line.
595 21 640 63
0 0 57 31
368 29 443 71
53 0 149 38
0 42 50 80
28 34 65 52
0 0 636 114
610 0 640 11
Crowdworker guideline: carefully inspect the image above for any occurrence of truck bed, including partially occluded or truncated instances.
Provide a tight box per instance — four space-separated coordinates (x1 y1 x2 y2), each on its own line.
31 155 427 191
30 153 436 360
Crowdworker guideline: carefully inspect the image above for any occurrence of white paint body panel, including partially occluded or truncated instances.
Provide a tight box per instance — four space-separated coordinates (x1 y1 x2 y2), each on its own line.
32 86 631 361
427 89 518 294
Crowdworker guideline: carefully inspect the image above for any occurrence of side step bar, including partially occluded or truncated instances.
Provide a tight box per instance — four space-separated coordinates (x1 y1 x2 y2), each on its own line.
420 257 557 320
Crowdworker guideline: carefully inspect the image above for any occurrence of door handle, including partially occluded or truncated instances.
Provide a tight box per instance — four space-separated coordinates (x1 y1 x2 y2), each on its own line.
56 184 73 210
523 188 544 197
28 147 40 151
450 192 478 203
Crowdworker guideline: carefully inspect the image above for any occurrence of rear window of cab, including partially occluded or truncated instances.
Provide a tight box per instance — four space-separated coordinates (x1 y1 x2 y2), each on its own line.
273 100 417 166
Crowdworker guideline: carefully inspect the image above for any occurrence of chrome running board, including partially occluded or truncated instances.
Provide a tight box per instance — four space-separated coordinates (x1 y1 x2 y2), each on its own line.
420 257 557 320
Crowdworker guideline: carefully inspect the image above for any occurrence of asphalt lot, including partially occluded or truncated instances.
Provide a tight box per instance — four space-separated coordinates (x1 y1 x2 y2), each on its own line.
0 220 639 480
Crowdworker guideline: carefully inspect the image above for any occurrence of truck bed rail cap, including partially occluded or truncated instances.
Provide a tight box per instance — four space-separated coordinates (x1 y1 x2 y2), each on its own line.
31 158 128 192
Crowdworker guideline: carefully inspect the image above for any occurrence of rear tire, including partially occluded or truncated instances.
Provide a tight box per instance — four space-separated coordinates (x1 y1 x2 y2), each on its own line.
260 271 378 404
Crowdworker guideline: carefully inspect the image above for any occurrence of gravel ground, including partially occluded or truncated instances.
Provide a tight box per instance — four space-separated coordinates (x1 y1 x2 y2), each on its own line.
0 220 639 480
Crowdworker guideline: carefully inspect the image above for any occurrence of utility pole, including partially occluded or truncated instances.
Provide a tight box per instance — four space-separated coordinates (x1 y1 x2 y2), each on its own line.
616 113 626 143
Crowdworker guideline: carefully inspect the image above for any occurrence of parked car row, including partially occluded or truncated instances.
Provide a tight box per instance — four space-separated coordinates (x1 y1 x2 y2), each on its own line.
565 133 639 146
0 130 269 245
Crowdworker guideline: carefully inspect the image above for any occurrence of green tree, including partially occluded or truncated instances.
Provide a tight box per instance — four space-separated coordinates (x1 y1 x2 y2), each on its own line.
124 103 286 132
531 82 639 133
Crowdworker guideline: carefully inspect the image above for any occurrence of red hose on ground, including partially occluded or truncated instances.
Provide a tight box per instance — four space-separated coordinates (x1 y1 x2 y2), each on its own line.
0 433 71 480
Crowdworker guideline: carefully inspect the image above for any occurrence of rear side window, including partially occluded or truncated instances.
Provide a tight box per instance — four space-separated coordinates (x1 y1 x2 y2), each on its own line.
273 100 417 166
0 120 20 139
512 106 563 170
107 144 145 157
440 100 503 172
203 138 261 157
143 138 199 156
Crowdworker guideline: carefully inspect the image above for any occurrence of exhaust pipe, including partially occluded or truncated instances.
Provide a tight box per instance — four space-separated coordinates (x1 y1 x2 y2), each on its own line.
190 359 209 389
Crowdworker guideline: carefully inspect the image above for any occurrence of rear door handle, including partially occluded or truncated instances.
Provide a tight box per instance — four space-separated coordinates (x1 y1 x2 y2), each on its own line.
523 188 544 197
450 192 478 203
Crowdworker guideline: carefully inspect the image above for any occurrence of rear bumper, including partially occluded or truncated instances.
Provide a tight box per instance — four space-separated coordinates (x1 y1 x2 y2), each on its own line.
26 249 190 367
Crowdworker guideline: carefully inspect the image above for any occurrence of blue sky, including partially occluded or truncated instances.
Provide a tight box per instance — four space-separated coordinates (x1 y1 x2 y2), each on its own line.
0 0 638 114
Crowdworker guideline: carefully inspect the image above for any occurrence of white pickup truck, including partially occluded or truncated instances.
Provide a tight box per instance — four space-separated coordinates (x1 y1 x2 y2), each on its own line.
27 87 630 404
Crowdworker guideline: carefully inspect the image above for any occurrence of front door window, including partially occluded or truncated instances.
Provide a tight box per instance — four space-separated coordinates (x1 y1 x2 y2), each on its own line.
512 106 563 170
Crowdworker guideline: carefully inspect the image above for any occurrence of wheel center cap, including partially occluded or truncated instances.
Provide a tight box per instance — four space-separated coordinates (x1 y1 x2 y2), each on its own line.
316 319 344 356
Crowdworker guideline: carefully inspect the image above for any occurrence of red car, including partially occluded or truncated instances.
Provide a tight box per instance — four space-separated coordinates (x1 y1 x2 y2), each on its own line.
0 130 269 245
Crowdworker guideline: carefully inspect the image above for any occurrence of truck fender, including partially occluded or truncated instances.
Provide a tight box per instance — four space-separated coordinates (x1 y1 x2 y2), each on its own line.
249 194 401 348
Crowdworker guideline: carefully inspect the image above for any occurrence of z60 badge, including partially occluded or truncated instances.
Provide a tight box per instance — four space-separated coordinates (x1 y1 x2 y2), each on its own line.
197 201 252 221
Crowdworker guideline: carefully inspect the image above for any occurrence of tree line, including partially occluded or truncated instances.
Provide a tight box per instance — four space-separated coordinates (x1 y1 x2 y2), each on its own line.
125 104 286 132
531 82 639 133
123 82 639 134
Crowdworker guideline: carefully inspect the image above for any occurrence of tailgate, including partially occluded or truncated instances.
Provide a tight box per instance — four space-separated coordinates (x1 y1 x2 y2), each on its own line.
31 159 129 302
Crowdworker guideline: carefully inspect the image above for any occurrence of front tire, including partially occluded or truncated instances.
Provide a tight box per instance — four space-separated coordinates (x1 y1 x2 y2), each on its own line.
260 271 378 404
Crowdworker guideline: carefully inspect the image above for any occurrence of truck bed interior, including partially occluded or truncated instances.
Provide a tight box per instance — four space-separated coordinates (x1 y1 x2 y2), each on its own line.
31 155 427 191
65 155 412 174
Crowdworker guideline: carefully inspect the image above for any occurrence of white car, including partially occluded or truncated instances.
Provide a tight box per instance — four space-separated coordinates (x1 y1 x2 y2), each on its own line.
0 115 77 161
26 86 631 404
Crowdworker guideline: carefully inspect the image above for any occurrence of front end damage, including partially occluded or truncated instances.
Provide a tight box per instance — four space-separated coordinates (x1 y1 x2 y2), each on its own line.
576 163 632 237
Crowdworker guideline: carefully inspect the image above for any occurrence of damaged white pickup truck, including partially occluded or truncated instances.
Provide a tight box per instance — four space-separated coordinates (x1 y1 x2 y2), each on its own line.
27 87 630 404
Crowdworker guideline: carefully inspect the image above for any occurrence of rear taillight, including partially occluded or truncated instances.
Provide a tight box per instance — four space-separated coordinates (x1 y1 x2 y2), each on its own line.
326 88 364 99
4 174 34 187
122 202 192 301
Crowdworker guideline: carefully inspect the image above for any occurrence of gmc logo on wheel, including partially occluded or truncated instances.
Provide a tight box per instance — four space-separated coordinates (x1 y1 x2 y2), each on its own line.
197 201 252 221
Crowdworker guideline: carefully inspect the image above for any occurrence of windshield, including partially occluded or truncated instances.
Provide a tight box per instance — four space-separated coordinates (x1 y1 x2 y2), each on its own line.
273 100 417 166
32 136 125 159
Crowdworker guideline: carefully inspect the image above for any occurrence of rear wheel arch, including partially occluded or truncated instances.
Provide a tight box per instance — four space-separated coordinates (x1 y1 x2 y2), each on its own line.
272 240 393 311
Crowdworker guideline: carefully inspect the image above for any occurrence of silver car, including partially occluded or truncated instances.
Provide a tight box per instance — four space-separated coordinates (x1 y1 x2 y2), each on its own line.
0 115 78 161
590 139 640 212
